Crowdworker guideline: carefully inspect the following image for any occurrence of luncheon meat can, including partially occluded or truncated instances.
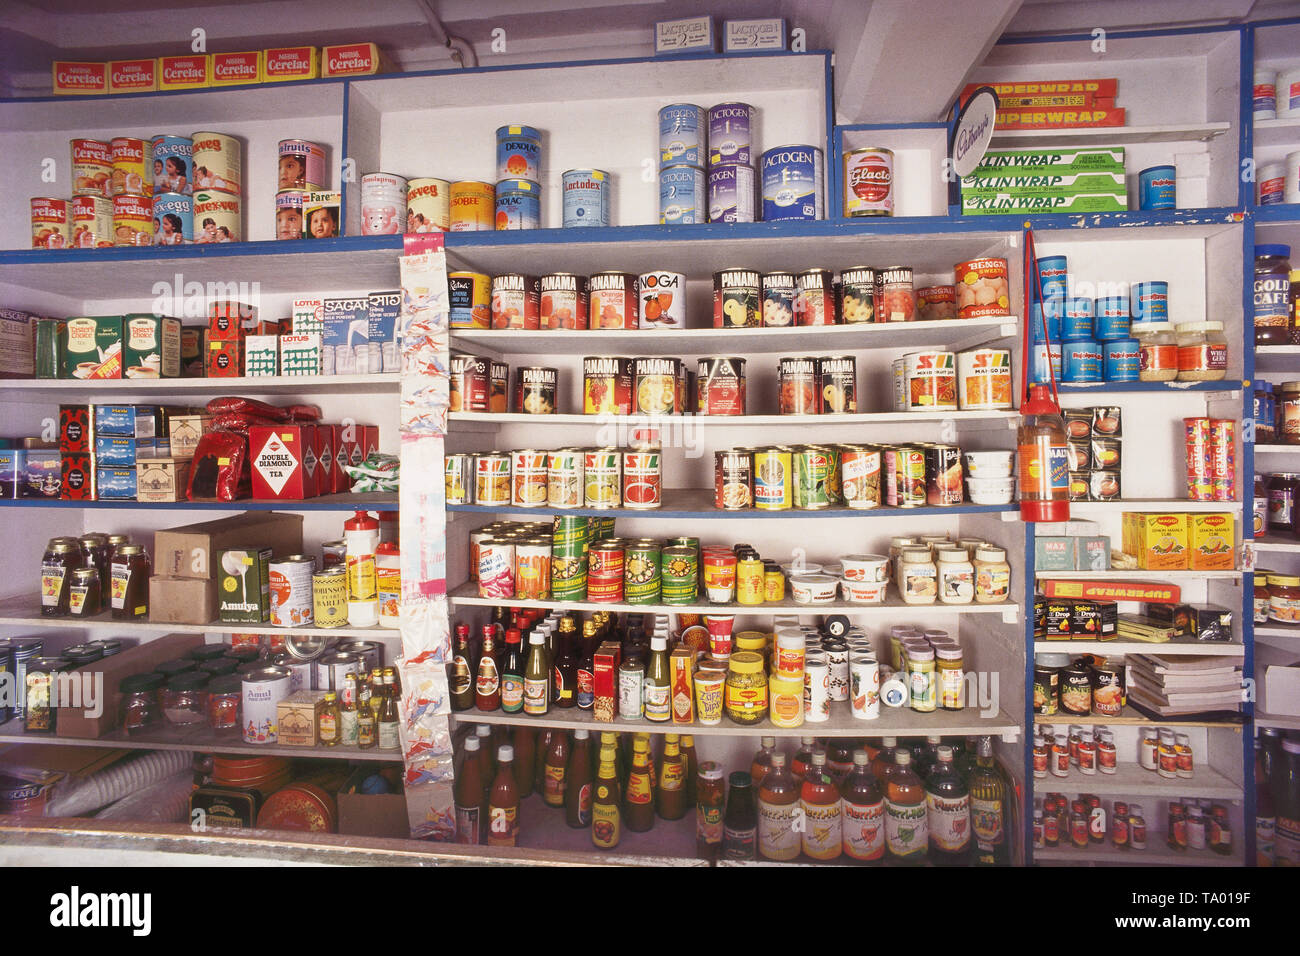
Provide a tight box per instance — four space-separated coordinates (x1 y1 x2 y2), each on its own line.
708 164 755 223
761 145 824 222
496 125 542 182
561 168 609 227
660 104 705 167
450 181 494 231
660 166 705 225
495 179 540 230
843 147 894 217
540 273 589 329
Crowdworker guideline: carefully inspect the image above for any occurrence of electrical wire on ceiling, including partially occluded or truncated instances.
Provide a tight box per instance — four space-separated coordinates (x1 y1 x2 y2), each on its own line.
416 0 477 68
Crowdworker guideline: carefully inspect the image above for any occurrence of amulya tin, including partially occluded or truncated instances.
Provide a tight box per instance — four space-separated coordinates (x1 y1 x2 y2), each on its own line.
515 365 558 415
562 168 609 227
152 193 193 245
547 449 583 508
491 273 541 329
112 194 153 246
713 268 761 328
638 271 686 327
278 139 326 190
796 269 836 326
708 102 754 167
71 196 113 249
708 164 755 223
312 565 348 628
449 271 491 329
818 356 856 412
541 273 588 329
697 357 746 415
660 103 705 167
589 272 638 329
839 267 877 324
450 181 494 231
495 179 540 230
191 131 241 194
753 448 792 510
660 166 705 224
445 453 472 505
761 144 824 222
497 125 542 182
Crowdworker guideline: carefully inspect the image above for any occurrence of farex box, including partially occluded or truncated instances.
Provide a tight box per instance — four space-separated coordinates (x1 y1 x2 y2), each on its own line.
210 51 262 86
52 61 107 96
655 16 716 55
321 42 389 78
158 54 210 91
264 46 318 82
250 425 319 500
108 59 157 94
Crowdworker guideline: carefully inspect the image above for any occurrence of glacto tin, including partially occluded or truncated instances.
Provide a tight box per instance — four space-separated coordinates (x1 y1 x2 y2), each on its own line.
491 273 541 329
515 365 558 415
589 272 638 330
796 269 836 326
841 445 882 509
715 450 754 510
450 181 494 231
110 137 151 197
638 271 685 328
270 554 316 627
925 445 964 506
697 357 746 415
449 271 491 329
659 166 705 225
660 103 705 167
875 266 915 322
583 448 621 508
818 356 856 413
112 194 154 246
541 273 589 329
583 356 634 414
191 131 241 194
843 147 894 217
547 449 583 508
406 177 450 233
474 452 511 505
753 447 793 510
495 179 540 230
761 144 824 222
713 268 761 329
312 565 349 628
512 450 549 507
561 168 609 227
762 271 796 327
445 453 473 505
839 267 877 324
778 355 820 414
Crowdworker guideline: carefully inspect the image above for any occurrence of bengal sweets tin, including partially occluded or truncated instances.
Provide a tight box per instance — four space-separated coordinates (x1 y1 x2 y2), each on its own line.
449 271 491 329
451 181 495 231
445 453 472 505
622 451 662 509
269 555 315 627
491 273 541 329
589 272 638 329
71 138 113 197
191 132 242 194
796 269 836 326
541 273 589 329
583 356 634 414
839 267 876 324
709 102 754 167
714 269 761 329
753 447 793 510
110 137 151 197
408 177 453 233
954 257 1010 319
708 164 755 223
761 145 824 222
562 169 609 227
660 166 705 225
547 449 583 508
153 193 193 245
779 356 820 414
72 196 114 248
761 272 796 327
635 357 682 415
875 266 916 322
819 356 857 413
843 147 894 217
31 198 70 249
926 445 964 506
515 365 558 415
697 357 746 415
660 103 705 167
278 139 326 191
497 125 542 182
495 179 540 230
112 194 154 246
584 449 621 508
193 190 241 243
638 271 685 328
841 445 882 509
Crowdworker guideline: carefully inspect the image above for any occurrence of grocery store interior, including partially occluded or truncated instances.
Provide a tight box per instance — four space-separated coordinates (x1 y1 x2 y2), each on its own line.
0 0 1298 870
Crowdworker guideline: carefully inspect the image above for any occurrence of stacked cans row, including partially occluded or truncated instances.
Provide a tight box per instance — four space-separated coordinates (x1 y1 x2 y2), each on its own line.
450 270 687 331
273 138 336 239
470 517 615 600
890 348 1015 412
448 447 662 510
1184 418 1236 502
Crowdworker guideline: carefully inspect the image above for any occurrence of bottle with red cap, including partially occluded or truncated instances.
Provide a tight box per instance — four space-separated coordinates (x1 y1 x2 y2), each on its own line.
344 510 380 627
1017 384 1070 522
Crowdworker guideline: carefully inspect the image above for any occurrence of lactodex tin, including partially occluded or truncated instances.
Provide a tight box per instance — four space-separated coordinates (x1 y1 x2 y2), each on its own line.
561 168 609 227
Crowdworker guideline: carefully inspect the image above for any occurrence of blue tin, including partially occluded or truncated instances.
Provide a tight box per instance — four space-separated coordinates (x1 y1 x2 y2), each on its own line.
708 102 753 167
660 165 705 224
1060 300 1094 341
1103 338 1141 381
96 467 137 499
659 103 705 168
494 179 540 230
1031 342 1062 384
760 144 824 222
1139 165 1176 210
561 168 609 227
1061 340 1103 383
1131 281 1169 323
153 192 193 245
1030 301 1062 344
151 134 193 196
495 125 542 183
1094 296 1131 340
1037 255 1068 300
708 163 755 223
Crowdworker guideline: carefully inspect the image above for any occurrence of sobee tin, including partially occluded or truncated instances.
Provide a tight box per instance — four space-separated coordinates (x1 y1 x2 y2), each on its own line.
449 271 491 329
708 102 753 167
842 445 882 509
547 448 583 508
660 103 705 167
71 138 113 197
761 271 797 327
193 190 241 243
270 554 315 627
110 137 151 197
754 448 793 510
191 131 242 194
660 166 705 224
474 452 511 505
541 273 589 329
713 268 761 329
562 168 609 227
491 273 541 329
312 565 348 628
637 271 686 328
708 164 755 223
843 147 894 217
1132 281 1169 323
450 181 494 231
839 267 877 324
796 269 836 326
112 194 154 246
445 453 472 505
275 189 306 240
496 125 542 182
277 139 326 190
150 136 193 197
516 365 559 415
589 272 638 329
957 347 1013 410
622 451 662 509
71 196 114 249
697 357 746 415
819 355 857 412
584 448 621 508
761 144 824 222
152 193 193 245
31 199 70 249
495 179 540 230
406 177 452 233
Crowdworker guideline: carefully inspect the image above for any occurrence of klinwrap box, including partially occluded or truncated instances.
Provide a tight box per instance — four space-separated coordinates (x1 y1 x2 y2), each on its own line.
263 46 318 82
93 405 135 436
122 315 181 378
723 18 786 51
148 576 218 625
962 193 1127 214
1035 536 1077 571
961 170 1127 195
367 291 401 374
655 16 716 55
167 414 211 460
94 435 138 466
0 309 35 378
153 511 303 579
277 690 327 746
244 335 279 376
217 546 272 623
970 146 1126 170
280 333 321 376
95 466 136 499
136 457 191 503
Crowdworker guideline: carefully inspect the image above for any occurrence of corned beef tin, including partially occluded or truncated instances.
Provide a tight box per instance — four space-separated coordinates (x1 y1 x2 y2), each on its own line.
275 189 306 240
360 173 409 236
72 196 114 248
541 273 589 329
491 274 541 329
449 271 491 329
562 169 609 227
796 268 836 326
497 125 542 182
112 194 153 246
714 268 761 328
762 272 797 326
709 102 754 167
278 139 326 190
697 358 746 415
193 190 241 243
150 135 193 196
495 179 540 229
406 177 449 233
31 199 71 249
708 164 755 222
638 271 686 328
191 132 242 194
660 103 706 167
583 356 634 414
589 272 639 329
110 137 151 197
839 267 877 324
843 147 894 217
152 193 193 245
761 145 824 222
660 166 705 224
71 139 112 197
450 181 494 231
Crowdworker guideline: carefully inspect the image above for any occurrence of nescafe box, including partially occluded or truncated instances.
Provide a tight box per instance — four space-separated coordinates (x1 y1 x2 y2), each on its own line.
60 405 94 453
60 454 95 500
250 425 315 500
207 338 243 378
264 46 318 83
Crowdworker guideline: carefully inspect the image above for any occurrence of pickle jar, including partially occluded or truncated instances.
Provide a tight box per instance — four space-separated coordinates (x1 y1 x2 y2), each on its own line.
724 651 768 724
207 674 242 732
110 544 151 620
162 671 209 726
120 672 165 733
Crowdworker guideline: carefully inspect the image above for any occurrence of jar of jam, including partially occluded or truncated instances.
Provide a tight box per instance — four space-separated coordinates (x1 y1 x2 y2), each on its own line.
1255 244 1292 345
1255 384 1278 444
207 673 242 732
155 657 198 680
40 539 81 617
110 544 150 620
1256 474 1270 537
1255 572 1273 623
1282 382 1300 444
723 651 768 724
119 672 165 732
1176 321 1228 381
68 568 102 616
23 656 62 732
197 657 239 678
1268 473 1299 533
1269 573 1300 623
190 643 231 663
162 671 209 725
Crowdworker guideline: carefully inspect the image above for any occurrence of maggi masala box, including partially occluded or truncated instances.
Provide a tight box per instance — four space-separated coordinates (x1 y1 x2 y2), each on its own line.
108 59 157 94
52 61 107 96
158 54 209 91
264 46 318 82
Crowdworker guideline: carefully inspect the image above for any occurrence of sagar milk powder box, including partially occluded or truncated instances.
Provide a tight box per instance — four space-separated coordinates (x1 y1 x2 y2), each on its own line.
367 291 401 374
108 59 157 94
52 61 107 95
321 297 369 374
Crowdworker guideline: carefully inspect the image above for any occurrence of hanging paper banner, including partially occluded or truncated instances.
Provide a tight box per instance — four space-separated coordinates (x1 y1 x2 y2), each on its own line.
397 661 455 842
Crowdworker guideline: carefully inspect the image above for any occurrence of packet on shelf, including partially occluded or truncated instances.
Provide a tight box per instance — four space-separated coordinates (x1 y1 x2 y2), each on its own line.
1122 513 1189 571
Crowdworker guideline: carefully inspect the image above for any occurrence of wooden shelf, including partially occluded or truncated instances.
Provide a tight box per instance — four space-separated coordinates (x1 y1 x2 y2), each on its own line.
1034 843 1242 867
511 793 702 864
1030 761 1241 800
1032 705 1244 727
1255 712 1300 731
0 374 399 404
1033 639 1244 657
1253 444 1300 455
448 410 1019 429
0 492 397 512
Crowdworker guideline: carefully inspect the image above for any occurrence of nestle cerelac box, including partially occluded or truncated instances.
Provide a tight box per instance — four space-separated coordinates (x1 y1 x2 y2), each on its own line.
1123 512 1189 571
52 61 107 95
210 51 262 87
1191 512 1236 571
263 46 318 82
108 59 157 94
158 54 209 91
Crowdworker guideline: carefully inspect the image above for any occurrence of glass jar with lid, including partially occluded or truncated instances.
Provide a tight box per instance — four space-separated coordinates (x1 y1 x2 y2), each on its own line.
1135 322 1179 381
1255 571 1273 623
1255 244 1292 345
207 674 242 732
68 568 102 617
1281 382 1300 444
23 657 63 732
1267 474 1300 532
1175 321 1228 381
120 672 165 732
899 549 937 605
888 536 917 582
1256 382 1278 444
1270 573 1300 623
936 548 974 604
162 671 209 726
40 538 81 617
906 644 937 712
109 544 151 620
723 651 768 725
935 645 964 710
974 547 1011 603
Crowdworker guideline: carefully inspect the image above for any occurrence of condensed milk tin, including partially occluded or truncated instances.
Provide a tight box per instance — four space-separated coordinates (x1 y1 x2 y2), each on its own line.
151 135 193 196
562 169 610 227
843 147 894 217
541 273 589 329
71 139 113 197
660 166 705 224
275 189 306 240
71 196 114 248
242 666 291 743
761 145 824 222
406 177 450 233
638 272 686 328
191 131 242 194
112 194 154 246
110 137 151 198
278 139 326 190
497 125 542 182
660 103 705 167
31 199 71 249
152 193 193 245
450 181 495 231
709 102 754 167
495 179 540 229
270 554 316 627
359 173 408 235
708 164 755 222
193 190 241 243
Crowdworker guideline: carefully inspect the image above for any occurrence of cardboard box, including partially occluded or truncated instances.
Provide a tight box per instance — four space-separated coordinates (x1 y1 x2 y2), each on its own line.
1035 536 1077 571
108 58 157 94
244 334 279 376
25 448 60 498
264 46 318 82
93 466 134 498
149 575 219 624
315 424 340 495
277 690 327 745
280 333 321 376
153 511 303 579
59 405 93 453
180 327 204 376
137 458 191 503
62 316 122 379
0 308 35 378
962 170 1127 196
168 414 211 460
655 15 715 55
249 425 317 499
334 428 355 492
723 18 786 51
93 434 137 466
60 454 95 500
1257 643 1300 717
292 298 324 335
367 291 401 374
210 50 262 86
337 767 409 838
362 424 379 460
1147 603 1233 642
217 547 272 623
963 79 1120 102
1191 512 1236 571
158 54 209 91
994 107 1126 130
1124 512 1189 571
92 405 133 436
0 447 23 498
206 337 243 377
321 42 389 78
1041 579 1180 604
1076 536 1111 571
52 61 108 95
593 641 621 721
58 631 202 738
122 314 181 378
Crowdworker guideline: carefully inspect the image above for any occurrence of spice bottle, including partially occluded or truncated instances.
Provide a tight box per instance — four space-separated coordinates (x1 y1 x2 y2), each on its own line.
1017 384 1070 521
592 745 622 850
695 761 725 860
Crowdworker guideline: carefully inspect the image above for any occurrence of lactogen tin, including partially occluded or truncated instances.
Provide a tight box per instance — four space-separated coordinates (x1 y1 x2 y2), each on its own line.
274 189 306 240
708 163 755 223
71 196 113 249
512 449 549 507
796 269 836 326
191 131 242 194
451 181 495 231
714 268 761 328
709 102 753 167
541 273 588 329
406 177 451 233
109 137 151 197
660 104 705 167
491 273 541 329
843 147 894 217
270 554 315 627
547 449 583 508
637 271 686 328
445 453 473 505
497 125 542 182
660 166 705 224
589 272 638 329
762 144 824 222
312 565 348 628
152 192 193 245
495 179 540 230
193 190 241 243
242 666 291 743
72 138 113 197
697 357 746 415
449 271 491 329
112 194 153 246
562 168 609 227
278 139 326 190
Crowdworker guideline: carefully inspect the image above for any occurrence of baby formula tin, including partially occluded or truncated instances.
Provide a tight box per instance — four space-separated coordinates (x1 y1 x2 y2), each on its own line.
360 172 409 235
1037 255 1068 299
71 195 114 248
112 194 154 246
1104 338 1141 382
150 135 193 197
541 273 589 329
1139 165 1176 210
277 139 326 190
193 190 241 243
660 103 705 167
191 132 242 194
152 193 193 245
275 189 306 240
1131 281 1168 324
30 198 71 249
562 168 610 227
1061 340 1103 383
495 179 540 230
110 137 151 198
450 181 495 231
708 163 755 223
449 271 491 329
842 147 894 217
1093 297 1131 340
660 166 705 224
406 177 449 233
1060 301 1094 341
71 139 113 197
497 125 542 182
761 145 824 222
638 272 686 327
709 103 754 167
1032 342 1063 384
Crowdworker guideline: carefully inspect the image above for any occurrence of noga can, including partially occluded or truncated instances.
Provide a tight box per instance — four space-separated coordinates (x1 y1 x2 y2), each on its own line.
660 104 705 167
714 268 761 329
541 273 589 329
638 272 686 328
709 102 754 167
406 178 450 233
491 273 541 329
761 144 824 222
589 272 638 330
708 164 755 223
445 453 472 504
496 124 542 182
450 181 495 231
843 147 894 217
796 269 836 326
660 166 705 225
312 566 349 628
561 168 609 227
495 179 540 230
270 554 316 627
449 271 491 329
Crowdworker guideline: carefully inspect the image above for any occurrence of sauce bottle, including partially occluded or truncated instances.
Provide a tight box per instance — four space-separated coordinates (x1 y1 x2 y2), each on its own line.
925 745 971 865
825 738 857 785
474 626 500 711
542 729 569 808
721 771 757 860
695 761 725 861
487 744 519 847
565 729 593 828
840 749 885 862
872 736 898 784
757 752 801 862
592 744 621 850
655 733 687 821
454 735 486 844
1017 383 1070 522
552 617 578 708
680 734 698 805
643 635 672 722
512 726 536 799
450 624 474 711
523 631 548 715
534 728 553 793
792 736 817 780
624 736 656 832
475 724 495 782
800 750 843 861
750 735 778 784
500 628 525 713
885 750 928 865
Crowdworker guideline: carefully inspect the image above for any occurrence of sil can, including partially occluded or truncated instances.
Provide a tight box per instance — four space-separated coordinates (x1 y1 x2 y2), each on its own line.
474 452 511 505
270 554 316 627
511 449 549 507
547 448 583 508
584 448 621 507
312 566 349 628
622 451 662 509
561 169 609 227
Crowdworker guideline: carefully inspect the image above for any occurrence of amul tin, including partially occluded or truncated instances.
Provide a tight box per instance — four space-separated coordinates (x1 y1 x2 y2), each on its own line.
839 267 876 324
491 273 541 329
112 194 154 246
708 164 755 223
714 268 761 329
516 366 558 415
541 273 588 329
584 448 621 507
761 144 824 222
30 199 70 250
583 356 634 414
562 168 609 227
623 451 662 509
110 137 151 197
449 271 491 329
71 195 114 248
660 165 705 224
242 666 291 743
875 266 916 322
495 179 540 230
818 356 856 413
638 271 686 328
903 351 957 410
474 452 511 505
957 348 1013 409
709 102 753 166
547 449 583 508
635 357 681 414
589 272 638 330
270 555 315 627
761 272 796 327
191 131 242 194
193 190 241 243
843 147 894 217
450 181 494 231
512 450 549 507
754 448 792 510
796 269 836 326
405 177 451 233
660 104 705 167
445 453 472 505
71 138 113 197
697 357 746 415
497 125 542 182
778 356 820 414
312 565 348 628
842 445 882 509
954 257 1011 319
152 193 193 245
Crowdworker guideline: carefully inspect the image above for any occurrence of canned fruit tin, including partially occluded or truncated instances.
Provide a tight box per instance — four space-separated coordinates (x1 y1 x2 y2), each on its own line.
584 449 621 507
917 286 958 321
450 181 494 231
637 272 685 328
893 446 928 507
547 449 583 508
925 445 964 506
31 199 71 249
660 166 705 224
793 448 833 509
445 453 472 504
589 272 639 329
708 164 755 223
270 555 315 627
496 125 542 182
762 272 796 326
71 195 114 248
839 267 876 324
562 168 609 227
407 177 455 233
191 132 242 194
661 546 699 604
903 351 957 410
709 102 753 167
954 258 1011 318
622 451 662 509
634 357 681 414
714 268 761 329
819 355 857 412
1132 281 1169 323
312 566 348 628
512 449 549 507
449 272 491 329
779 356 820 414
697 357 746 415
540 273 589 329
957 348 1013 409
754 448 792 510
624 544 662 604
274 189 306 240
110 137 151 197
841 446 882 509
843 147 894 217
474 452 511 505
193 190 241 243
152 193 193 245
516 366 558 415
491 273 541 329
515 538 551 601
761 145 824 222
875 266 915 323
583 356 634 414
796 269 836 326
72 138 113 197
450 354 488 411
495 179 540 230
112 194 154 246
715 450 753 509
660 104 705 167
278 139 326 190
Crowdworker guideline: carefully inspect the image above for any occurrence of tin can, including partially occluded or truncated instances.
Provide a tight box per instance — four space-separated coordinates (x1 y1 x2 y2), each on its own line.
541 273 588 329
895 446 929 507
903 351 957 410
804 656 831 722
588 541 626 603
478 539 516 599
875 266 916 322
715 450 753 510
843 147 894 217
954 258 1011 319
322 541 347 568
152 192 193 245
511 449 549 507
713 268 761 329
71 195 114 249
634 357 680 415
359 172 408 235
583 356 634 414
191 131 242 194
1061 340 1103 383
404 177 452 233
449 271 491 329
1132 281 1169 324
1139 165 1176 210
451 355 488 411
515 365 558 415
618 662 645 720
274 189 306 239
515 537 552 601
72 138 113 197
708 163 755 223
659 166 705 224
584 449 621 507
708 102 753 166
841 445 882 509
270 555 315 627
697 357 746 415
753 448 792 510
547 449 583 508
561 168 609 227
1038 255 1068 299
1061 298 1094 340
622 451 662 509
589 272 638 330
30 199 71 250
761 144 824 222
823 643 849 702
474 452 511 505
925 445 964 506
839 267 876 324
315 652 361 695
1104 338 1141 382
242 666 291 743
660 103 705 166
109 137 151 197
496 124 542 182
638 271 686 328
796 269 836 326
917 285 958 321
495 179 540 230
112 194 154 246
624 543 662 605
850 656 881 719
957 348 1013 409
193 190 241 243
760 272 796 327
278 139 326 190
779 356 820 414
661 546 699 604
491 273 541 329
445 454 472 505
818 356 856 413
450 181 494 231
1210 419 1236 481
793 448 833 509
150 135 193 201
1094 297 1131 340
